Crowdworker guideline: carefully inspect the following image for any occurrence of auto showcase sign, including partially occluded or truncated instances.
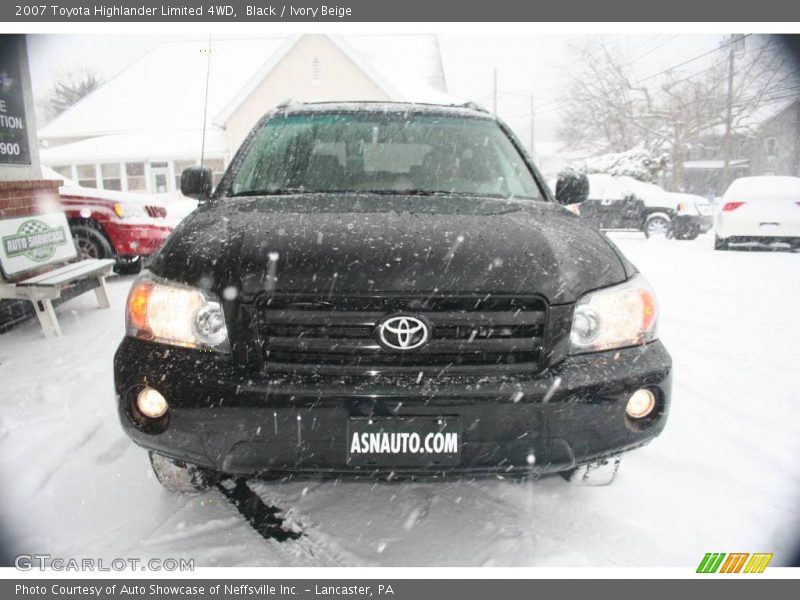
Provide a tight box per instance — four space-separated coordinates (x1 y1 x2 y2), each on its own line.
0 36 32 165
0 212 77 277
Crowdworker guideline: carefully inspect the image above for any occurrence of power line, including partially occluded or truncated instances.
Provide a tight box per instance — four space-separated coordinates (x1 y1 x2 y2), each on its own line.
503 77 800 123
492 34 793 122
621 35 680 67
634 34 752 85
522 35 791 118
489 36 678 106
620 34 668 60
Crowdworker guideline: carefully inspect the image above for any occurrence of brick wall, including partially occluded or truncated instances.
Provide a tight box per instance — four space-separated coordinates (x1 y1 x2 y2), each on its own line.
0 179 62 220
0 297 33 334
0 178 64 332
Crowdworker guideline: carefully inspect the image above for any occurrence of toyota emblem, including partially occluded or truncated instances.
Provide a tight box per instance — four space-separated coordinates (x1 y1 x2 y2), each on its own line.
377 315 430 351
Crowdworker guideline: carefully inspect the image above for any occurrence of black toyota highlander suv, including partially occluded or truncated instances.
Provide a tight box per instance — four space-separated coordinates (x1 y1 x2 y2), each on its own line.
114 101 672 492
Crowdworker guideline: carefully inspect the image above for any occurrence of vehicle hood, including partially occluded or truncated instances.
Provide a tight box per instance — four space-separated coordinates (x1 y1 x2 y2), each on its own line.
150 194 631 305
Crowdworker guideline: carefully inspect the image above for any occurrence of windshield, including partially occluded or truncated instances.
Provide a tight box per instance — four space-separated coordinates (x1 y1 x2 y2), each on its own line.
228 112 542 199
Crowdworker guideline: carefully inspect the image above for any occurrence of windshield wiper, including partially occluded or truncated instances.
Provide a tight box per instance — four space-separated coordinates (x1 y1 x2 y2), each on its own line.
356 189 516 199
355 189 448 196
231 188 307 197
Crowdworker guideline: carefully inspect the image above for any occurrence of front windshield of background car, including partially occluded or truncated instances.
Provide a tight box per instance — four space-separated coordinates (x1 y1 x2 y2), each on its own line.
229 112 542 199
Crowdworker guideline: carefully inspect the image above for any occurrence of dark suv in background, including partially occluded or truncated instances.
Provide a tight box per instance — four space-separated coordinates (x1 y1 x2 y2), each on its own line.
580 174 713 239
114 102 672 492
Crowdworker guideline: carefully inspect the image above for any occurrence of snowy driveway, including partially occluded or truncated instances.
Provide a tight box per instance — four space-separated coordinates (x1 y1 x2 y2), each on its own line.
1 233 799 567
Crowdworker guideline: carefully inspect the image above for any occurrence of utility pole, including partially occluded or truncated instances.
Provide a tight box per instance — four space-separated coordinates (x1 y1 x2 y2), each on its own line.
492 68 498 114
721 35 737 192
529 94 535 160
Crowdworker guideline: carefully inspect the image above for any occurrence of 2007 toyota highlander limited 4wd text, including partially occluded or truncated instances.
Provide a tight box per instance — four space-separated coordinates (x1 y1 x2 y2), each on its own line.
113 101 672 492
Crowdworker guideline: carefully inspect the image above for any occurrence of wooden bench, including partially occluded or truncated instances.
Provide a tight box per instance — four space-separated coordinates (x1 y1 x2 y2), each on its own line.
1 211 116 338
0 258 115 337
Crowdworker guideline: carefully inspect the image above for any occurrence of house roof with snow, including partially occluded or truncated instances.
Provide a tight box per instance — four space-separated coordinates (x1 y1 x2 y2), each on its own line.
38 34 453 142
39 130 229 163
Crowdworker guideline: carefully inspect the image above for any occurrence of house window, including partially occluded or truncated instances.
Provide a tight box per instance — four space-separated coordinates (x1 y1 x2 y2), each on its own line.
311 58 322 85
76 164 97 188
126 162 146 191
100 163 122 191
765 137 778 159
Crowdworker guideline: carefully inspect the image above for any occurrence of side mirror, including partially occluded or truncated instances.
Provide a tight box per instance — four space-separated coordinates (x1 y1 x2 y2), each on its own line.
180 166 213 200
555 170 590 205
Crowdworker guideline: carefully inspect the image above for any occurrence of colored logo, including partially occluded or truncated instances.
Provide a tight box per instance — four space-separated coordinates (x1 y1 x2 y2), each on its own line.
377 315 429 350
2 219 67 262
696 552 773 573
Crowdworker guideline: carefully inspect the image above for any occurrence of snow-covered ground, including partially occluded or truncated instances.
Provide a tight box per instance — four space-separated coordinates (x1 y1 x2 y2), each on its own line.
1 233 799 567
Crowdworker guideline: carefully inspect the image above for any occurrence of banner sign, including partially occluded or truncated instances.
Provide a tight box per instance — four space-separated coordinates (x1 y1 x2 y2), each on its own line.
2 578 799 600
0 36 32 166
2 1 800 22
0 212 77 278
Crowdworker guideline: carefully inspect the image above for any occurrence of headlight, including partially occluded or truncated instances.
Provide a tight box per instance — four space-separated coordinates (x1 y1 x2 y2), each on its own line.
125 274 230 352
113 202 146 219
570 274 658 354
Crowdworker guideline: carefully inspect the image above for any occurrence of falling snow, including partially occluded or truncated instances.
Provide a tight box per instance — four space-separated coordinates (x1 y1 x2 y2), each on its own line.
0 233 798 566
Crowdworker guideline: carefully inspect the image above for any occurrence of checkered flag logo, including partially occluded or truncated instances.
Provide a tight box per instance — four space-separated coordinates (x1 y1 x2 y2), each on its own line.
18 220 51 236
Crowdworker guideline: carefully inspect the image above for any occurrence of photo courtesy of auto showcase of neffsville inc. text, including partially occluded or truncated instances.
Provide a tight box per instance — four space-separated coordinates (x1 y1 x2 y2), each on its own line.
0 6 799 582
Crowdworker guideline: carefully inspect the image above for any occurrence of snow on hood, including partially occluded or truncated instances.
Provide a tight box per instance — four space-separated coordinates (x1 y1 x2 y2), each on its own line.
57 183 169 207
723 176 800 201
587 174 676 209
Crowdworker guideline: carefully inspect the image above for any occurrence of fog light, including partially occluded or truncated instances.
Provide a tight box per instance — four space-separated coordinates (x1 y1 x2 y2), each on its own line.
137 387 168 418
626 388 656 419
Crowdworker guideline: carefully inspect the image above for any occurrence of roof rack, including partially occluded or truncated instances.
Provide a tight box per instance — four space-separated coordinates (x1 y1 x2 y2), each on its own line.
460 101 489 113
276 98 300 109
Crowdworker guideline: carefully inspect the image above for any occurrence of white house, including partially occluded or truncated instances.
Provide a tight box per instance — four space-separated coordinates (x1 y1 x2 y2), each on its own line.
38 34 454 195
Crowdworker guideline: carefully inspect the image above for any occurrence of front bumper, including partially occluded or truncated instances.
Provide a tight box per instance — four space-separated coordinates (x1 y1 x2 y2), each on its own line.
113 337 672 477
103 221 173 256
673 214 713 236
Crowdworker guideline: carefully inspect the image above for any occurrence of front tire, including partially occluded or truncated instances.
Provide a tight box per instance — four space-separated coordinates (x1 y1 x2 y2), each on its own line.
149 451 218 494
644 215 672 239
114 256 143 275
71 224 114 260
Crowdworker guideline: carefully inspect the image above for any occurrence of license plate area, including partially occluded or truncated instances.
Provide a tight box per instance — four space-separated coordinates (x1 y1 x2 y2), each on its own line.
346 416 462 467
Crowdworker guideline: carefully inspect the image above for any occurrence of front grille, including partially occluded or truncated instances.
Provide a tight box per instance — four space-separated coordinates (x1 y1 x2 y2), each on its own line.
254 293 547 371
145 205 167 218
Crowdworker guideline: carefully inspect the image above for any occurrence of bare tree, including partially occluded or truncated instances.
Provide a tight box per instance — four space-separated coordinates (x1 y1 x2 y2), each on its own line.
39 67 103 124
559 35 799 191
559 39 646 154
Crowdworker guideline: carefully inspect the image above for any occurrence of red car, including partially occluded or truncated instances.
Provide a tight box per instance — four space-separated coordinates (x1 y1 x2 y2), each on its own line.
44 167 186 273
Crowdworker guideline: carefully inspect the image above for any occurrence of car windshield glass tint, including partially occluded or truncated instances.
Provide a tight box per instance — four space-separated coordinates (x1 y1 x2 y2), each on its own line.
229 113 541 199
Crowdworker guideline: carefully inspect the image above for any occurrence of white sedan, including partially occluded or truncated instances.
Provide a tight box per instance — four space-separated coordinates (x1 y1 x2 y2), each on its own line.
715 176 800 250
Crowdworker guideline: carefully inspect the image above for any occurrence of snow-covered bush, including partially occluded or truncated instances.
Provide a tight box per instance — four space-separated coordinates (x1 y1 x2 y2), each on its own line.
572 149 668 183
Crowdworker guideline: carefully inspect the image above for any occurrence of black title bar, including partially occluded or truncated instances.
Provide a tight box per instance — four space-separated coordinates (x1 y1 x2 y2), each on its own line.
3 0 800 22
